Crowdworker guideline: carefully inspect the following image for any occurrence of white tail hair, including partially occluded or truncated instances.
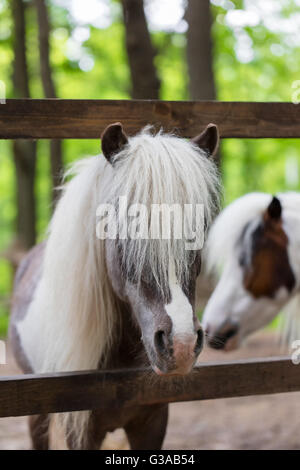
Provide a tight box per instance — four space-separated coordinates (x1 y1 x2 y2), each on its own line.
33 127 220 447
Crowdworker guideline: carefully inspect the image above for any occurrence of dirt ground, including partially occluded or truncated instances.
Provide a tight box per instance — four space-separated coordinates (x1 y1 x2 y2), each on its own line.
1 331 300 450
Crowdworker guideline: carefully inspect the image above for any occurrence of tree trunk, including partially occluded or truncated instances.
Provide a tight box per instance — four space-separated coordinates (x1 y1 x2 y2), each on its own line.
12 0 37 249
185 0 221 170
121 0 160 99
185 1 220 303
185 0 216 101
35 0 63 205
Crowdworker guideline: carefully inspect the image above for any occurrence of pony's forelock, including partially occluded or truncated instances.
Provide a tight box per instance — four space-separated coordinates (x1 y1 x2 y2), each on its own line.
105 126 221 294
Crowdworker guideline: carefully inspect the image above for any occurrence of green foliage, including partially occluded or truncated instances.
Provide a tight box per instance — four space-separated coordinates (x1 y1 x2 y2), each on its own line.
153 32 188 100
210 1 300 206
0 0 299 336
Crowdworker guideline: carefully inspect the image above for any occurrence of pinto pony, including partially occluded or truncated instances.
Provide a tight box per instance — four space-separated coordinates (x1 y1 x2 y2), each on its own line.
10 123 220 450
203 192 300 351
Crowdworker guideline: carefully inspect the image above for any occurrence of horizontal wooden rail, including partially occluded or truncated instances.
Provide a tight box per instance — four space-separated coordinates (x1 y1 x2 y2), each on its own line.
0 356 299 418
0 100 300 139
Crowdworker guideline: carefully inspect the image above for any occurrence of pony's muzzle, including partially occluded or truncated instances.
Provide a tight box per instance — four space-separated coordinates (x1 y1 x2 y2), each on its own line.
153 328 203 376
206 321 239 351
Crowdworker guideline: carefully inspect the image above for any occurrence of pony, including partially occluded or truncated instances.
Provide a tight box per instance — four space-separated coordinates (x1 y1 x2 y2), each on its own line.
202 192 300 351
10 122 220 450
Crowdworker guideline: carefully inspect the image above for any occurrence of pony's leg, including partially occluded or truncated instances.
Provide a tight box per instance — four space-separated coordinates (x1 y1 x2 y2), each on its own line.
66 412 106 450
29 414 50 450
67 432 106 450
125 405 168 450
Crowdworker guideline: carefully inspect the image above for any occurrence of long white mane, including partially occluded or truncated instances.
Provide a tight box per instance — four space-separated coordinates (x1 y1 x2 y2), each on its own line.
30 127 220 446
204 191 300 345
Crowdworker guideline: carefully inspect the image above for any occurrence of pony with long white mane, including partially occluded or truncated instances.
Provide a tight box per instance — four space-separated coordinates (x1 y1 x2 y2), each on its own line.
203 192 300 351
10 123 220 450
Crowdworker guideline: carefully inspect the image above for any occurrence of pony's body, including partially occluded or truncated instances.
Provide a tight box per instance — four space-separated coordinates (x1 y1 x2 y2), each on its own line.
10 125 220 449
11 242 167 450
203 192 300 350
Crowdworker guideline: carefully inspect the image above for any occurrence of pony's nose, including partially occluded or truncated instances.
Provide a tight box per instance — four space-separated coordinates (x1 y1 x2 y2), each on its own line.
154 329 170 356
195 327 204 353
154 327 203 375
154 328 203 355
172 332 200 373
206 322 239 350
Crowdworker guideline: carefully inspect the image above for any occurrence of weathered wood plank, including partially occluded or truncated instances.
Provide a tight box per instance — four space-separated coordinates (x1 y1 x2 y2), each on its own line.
0 356 298 418
0 100 300 139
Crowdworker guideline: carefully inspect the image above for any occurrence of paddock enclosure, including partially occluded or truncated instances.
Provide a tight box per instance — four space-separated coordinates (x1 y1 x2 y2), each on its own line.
0 99 300 425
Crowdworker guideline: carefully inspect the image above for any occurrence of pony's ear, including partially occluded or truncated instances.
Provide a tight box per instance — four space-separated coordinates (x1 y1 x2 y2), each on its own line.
101 122 128 163
192 123 219 158
266 196 282 220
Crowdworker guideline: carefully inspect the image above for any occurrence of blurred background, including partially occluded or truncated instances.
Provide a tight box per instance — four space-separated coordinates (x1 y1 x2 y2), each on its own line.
0 0 300 338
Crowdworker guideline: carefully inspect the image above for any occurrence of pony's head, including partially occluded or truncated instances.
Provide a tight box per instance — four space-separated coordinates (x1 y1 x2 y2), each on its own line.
202 193 300 350
100 122 220 375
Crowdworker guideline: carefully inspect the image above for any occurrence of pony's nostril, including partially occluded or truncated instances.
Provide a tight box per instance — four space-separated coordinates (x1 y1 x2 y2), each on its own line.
223 326 238 341
208 324 239 350
195 328 204 354
154 330 167 355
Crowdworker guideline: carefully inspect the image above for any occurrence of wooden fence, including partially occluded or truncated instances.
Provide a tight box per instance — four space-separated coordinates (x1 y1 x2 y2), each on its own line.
0 99 300 419
0 357 299 418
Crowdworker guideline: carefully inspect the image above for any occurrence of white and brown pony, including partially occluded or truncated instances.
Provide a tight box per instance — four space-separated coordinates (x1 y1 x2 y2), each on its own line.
203 192 300 350
10 123 220 449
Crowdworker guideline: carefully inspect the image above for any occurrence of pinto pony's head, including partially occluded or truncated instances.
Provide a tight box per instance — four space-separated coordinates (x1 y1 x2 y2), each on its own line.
202 193 300 351
101 123 220 375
